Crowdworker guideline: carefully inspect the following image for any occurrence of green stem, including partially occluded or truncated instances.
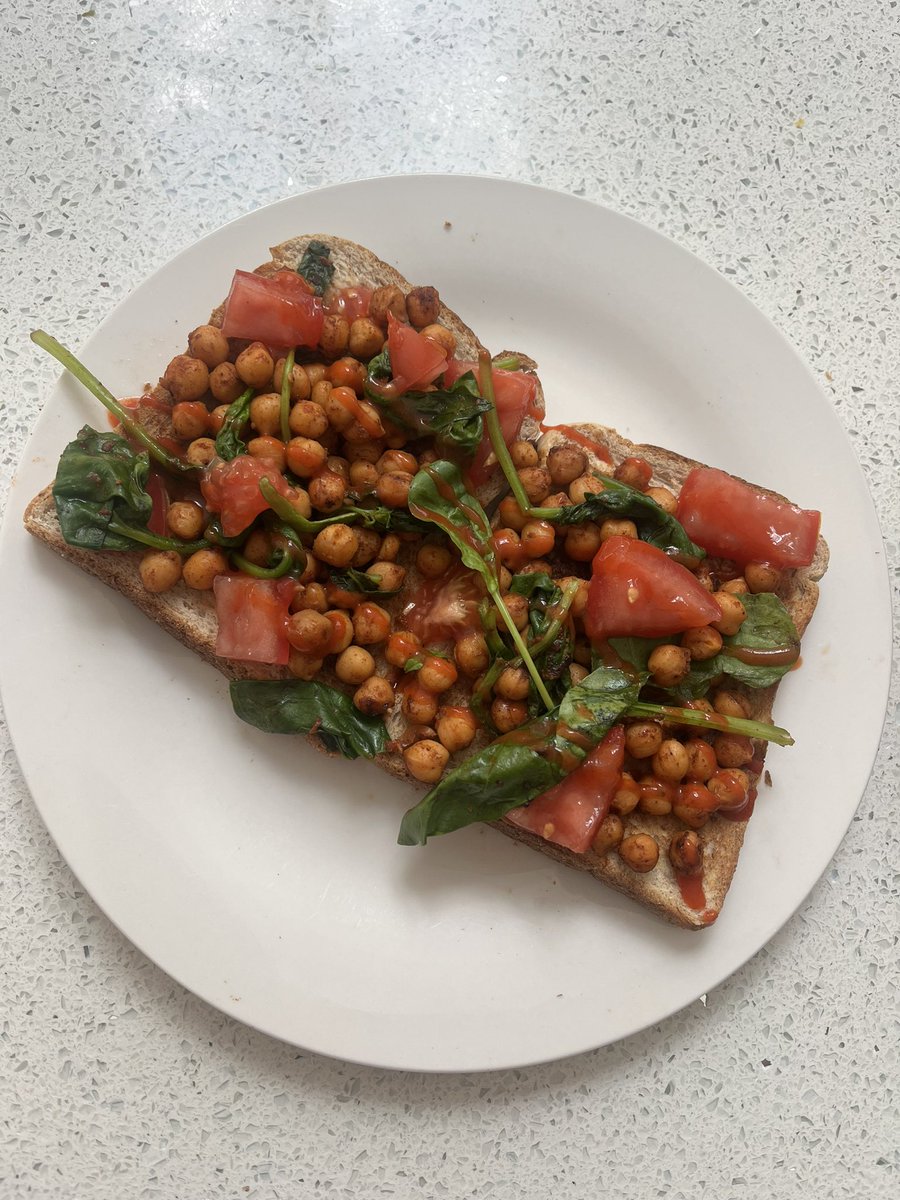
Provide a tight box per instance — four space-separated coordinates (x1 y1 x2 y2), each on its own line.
279 348 295 444
31 330 198 477
106 517 208 554
525 580 580 659
259 477 347 535
626 701 794 746
478 349 533 515
230 547 294 578
485 573 555 711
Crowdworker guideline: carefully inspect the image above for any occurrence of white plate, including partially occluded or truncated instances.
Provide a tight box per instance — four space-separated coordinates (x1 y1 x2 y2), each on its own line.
0 176 891 1072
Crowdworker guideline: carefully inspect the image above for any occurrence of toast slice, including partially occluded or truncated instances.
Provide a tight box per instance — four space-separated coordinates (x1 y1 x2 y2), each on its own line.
24 236 828 928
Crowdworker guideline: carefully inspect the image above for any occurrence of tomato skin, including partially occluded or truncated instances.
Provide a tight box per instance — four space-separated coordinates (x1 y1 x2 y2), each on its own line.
213 575 296 665
445 359 538 484
201 455 291 537
676 467 821 569
327 286 372 320
145 469 170 536
506 725 625 854
386 313 448 390
584 536 722 641
400 563 483 644
221 269 324 349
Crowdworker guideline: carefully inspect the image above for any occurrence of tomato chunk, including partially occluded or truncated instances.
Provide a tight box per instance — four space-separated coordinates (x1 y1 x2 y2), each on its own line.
584 536 722 641
201 455 292 538
506 726 625 854
399 564 483 645
445 359 538 485
676 467 821 569
386 313 448 391
327 286 372 320
221 269 324 349
213 576 296 665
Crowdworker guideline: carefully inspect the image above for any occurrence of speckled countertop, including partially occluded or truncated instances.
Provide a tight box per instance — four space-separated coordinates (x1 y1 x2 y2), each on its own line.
1 0 898 1196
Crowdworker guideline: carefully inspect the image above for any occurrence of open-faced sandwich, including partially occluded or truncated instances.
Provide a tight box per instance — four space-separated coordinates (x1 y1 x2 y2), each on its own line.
24 234 828 928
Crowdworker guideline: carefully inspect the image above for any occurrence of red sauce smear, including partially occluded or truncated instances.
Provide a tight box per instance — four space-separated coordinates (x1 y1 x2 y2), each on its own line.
539 421 612 463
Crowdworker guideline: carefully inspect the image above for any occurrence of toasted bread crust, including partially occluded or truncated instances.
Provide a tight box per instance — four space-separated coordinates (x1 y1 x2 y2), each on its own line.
24 236 828 928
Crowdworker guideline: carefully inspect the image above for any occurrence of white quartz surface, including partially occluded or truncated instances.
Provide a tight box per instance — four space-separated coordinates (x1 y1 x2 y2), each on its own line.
1 0 898 1196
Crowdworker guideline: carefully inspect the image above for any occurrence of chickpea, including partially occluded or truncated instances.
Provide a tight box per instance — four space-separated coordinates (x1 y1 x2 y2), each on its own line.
491 698 529 733
510 440 539 469
353 675 395 717
308 470 347 514
494 529 523 567
494 665 531 702
292 581 328 613
544 491 571 511
435 706 478 753
684 738 718 782
592 814 625 856
273 358 311 401
163 500 202 542
163 354 209 403
287 650 324 680
235 342 275 389
379 534 401 562
418 655 458 694
335 645 376 685
351 528 382 567
375 471 412 509
311 378 335 413
349 460 378 494
517 466 552 505
708 768 751 810
547 445 587 488
498 566 513 591
369 285 407 326
303 362 329 388
498 592 529 631
182 547 228 590
327 357 366 393
419 323 455 355
673 784 718 828
721 577 750 595
319 314 350 359
283 484 312 520
712 689 751 719
188 324 230 368
745 561 782 593
646 485 678 514
568 662 589 687
713 733 754 769
345 439 383 464
611 772 641 816
638 777 674 816
385 630 422 668
324 455 350 483
377 449 418 476
324 610 354 655
624 720 663 759
613 456 652 491
139 550 182 593
286 609 332 655
652 738 690 782
557 576 589 619
284 437 326 478
563 523 602 563
209 361 245 405
352 601 391 645
599 518 638 541
245 393 279 437
572 639 592 666
347 317 384 360
455 632 490 677
171 401 209 441
618 834 660 873
366 560 407 592
402 684 439 725
185 438 217 467
568 474 605 504
647 644 691 688
312 524 358 568
669 830 703 876
416 542 453 579
208 403 230 434
406 286 441 328
711 591 746 637
497 495 529 532
681 624 723 661
247 436 287 471
288 400 329 440
403 739 450 784
521 520 556 559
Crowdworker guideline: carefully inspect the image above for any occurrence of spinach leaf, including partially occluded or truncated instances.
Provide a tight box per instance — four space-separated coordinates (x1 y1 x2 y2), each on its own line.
230 679 387 759
397 666 641 844
329 566 402 597
214 387 254 461
535 476 704 558
296 239 334 295
407 373 490 458
509 572 572 690
53 425 153 550
365 345 391 387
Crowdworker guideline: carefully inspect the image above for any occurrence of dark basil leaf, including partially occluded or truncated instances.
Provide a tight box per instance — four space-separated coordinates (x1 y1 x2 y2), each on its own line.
296 239 334 296
230 680 387 759
52 425 153 550
546 476 704 558
214 388 253 461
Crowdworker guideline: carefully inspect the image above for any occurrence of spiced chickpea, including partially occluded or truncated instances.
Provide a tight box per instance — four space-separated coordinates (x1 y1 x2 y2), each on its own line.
418 656 458 694
312 524 359 568
498 566 513 591
208 404 230 434
348 317 384 360
287 650 324 681
568 662 589 687
282 485 312 520
289 400 329 439
366 561 407 592
286 437 328 478
335 646 376 686
745 561 781 593
568 474 604 504
455 632 490 676
209 362 244 404
673 784 719 829
308 470 347 513
247 393 280 437
385 630 422 668
323 611 353 656
187 324 230 368
351 528 382 567
517 466 552 505
416 542 453 579
182 547 228 590
521 520 555 558
375 471 412 508
247 436 287 471
311 378 333 411
325 456 350 483
171 401 209 441
499 592 529 631
625 720 663 759
645 485 677 514
379 534 401 562
403 739 450 784
369 284 407 326
547 445 587 488
638 777 675 816
404 286 440 328
273 358 311 401
684 738 718 782
497 495 529 532
494 666 531 702
611 773 641 816
564 522 602 563
712 688 751 719
708 768 751 810
720 577 750 595
494 529 522 567
235 342 274 389
185 438 217 467
647 643 691 687
402 685 439 725
592 814 625 856
352 601 391 645
618 834 659 873
286 609 332 656
327 357 366 393
681 625 723 661
711 591 746 636
557 576 589 619
319 314 350 359
353 675 394 717
435 707 478 753
613 456 652 490
713 733 754 769
652 738 690 782
349 460 378 494
303 362 328 388
419 323 455 355
163 354 209 403
166 500 204 541
139 550 182 593
599 518 638 541
491 698 529 733
293 581 328 613
510 440 539 469
669 830 703 875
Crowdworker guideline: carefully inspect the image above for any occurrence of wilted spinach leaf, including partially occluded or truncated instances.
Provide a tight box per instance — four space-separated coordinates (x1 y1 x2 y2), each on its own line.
214 387 253 461
53 425 153 551
296 239 334 295
230 679 387 759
